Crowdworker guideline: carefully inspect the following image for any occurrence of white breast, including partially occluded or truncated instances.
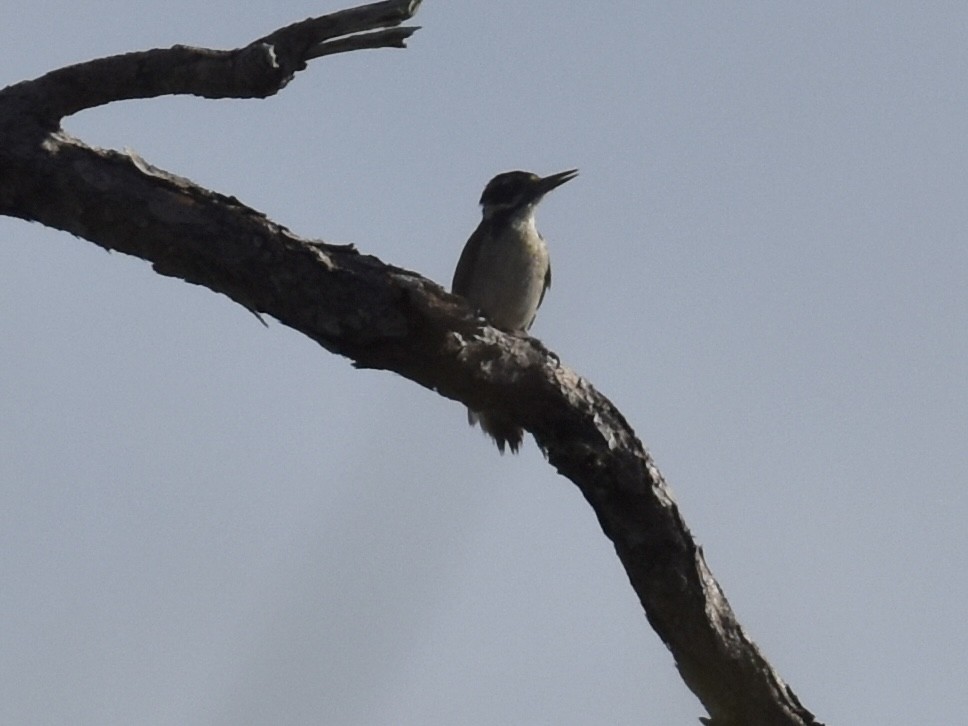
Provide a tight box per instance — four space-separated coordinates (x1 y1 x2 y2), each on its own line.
464 214 550 332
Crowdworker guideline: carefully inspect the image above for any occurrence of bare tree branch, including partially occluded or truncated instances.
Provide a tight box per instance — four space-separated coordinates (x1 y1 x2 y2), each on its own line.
2 0 421 126
0 3 822 724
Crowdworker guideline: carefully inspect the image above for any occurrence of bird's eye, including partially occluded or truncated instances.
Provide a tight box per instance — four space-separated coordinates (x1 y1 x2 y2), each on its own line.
486 183 518 206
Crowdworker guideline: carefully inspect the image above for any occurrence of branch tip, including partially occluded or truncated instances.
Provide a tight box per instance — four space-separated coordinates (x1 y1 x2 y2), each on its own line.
306 26 420 60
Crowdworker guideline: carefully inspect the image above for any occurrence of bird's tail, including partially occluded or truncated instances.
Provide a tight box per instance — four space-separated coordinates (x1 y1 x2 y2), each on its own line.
467 408 524 454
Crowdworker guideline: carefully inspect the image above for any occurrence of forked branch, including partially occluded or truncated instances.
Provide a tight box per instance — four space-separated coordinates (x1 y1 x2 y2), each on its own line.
2 0 420 127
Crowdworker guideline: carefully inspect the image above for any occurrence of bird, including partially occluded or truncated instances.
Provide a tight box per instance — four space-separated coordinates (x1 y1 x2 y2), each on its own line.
452 168 578 453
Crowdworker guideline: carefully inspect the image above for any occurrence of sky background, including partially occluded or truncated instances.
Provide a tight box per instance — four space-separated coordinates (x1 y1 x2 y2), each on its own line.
2 2 967 724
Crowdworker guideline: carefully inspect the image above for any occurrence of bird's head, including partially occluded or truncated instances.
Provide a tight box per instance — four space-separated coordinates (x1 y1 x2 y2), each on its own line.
479 169 578 219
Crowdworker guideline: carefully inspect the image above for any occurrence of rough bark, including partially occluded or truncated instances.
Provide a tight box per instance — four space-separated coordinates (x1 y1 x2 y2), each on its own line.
0 2 822 724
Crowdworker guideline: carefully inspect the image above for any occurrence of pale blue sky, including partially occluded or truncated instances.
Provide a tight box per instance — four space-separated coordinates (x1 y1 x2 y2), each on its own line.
2 2 967 724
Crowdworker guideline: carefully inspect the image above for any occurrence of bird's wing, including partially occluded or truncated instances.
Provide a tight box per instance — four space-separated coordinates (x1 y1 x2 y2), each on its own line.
537 262 551 309
451 220 487 295
526 262 552 331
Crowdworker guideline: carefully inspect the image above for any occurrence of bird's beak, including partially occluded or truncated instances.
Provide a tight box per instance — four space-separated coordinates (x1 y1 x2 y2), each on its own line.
538 169 579 195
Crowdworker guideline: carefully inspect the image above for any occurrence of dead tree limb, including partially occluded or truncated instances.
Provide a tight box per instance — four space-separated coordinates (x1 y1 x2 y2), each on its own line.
0 2 822 724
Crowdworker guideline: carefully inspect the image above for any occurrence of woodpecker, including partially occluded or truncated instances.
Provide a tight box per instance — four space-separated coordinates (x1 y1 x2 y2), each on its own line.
452 168 578 453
